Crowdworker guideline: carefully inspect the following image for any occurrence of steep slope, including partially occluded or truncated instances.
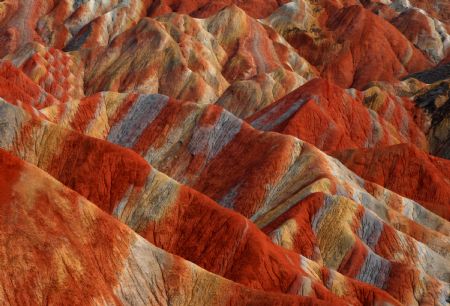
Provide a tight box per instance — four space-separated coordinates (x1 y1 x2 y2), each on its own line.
5 3 318 118
0 0 56 57
5 91 448 304
390 8 449 64
333 143 450 219
247 78 428 152
0 148 329 306
147 0 290 18
246 78 450 220
386 0 450 23
0 98 408 305
78 6 316 117
3 42 85 102
266 2 433 88
0 1 449 305
27 0 291 56
413 79 450 159
0 61 59 115
362 0 449 64
35 90 447 228
261 191 450 305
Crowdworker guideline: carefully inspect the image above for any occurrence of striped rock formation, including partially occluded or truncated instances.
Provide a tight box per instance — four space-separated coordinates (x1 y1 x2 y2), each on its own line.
0 148 331 306
3 42 85 103
0 60 61 112
265 1 433 89
2 87 449 303
390 8 449 64
386 0 450 23
363 1 450 64
79 6 317 116
0 99 405 306
31 0 291 54
333 143 450 219
2 1 318 118
146 0 291 18
247 77 450 218
365 75 450 160
247 78 429 152
0 1 449 305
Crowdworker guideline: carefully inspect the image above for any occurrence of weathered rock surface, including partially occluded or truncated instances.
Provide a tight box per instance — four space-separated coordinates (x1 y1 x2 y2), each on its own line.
146 0 291 18
362 1 450 64
247 78 428 152
413 79 450 159
1 90 449 304
265 2 433 89
333 143 450 219
0 99 407 305
407 63 450 84
391 8 449 64
0 1 449 305
0 148 334 306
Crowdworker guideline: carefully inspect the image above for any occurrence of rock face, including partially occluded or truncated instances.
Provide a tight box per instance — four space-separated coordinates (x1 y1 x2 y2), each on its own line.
391 8 449 64
247 78 428 152
146 0 291 18
333 143 450 219
79 7 317 116
362 0 450 64
265 2 433 89
0 148 331 306
413 79 450 159
0 1 449 306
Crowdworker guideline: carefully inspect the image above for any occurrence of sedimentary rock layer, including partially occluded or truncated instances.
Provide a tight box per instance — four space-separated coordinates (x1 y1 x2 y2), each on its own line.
0 1 449 305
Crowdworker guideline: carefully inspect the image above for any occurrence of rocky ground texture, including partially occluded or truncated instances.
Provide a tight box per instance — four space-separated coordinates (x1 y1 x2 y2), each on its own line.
0 0 449 305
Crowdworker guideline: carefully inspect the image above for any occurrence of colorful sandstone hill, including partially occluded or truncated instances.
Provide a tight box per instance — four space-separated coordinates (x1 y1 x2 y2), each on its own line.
0 0 449 305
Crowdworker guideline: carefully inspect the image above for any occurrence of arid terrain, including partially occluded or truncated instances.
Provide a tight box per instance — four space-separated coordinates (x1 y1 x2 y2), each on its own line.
0 0 449 305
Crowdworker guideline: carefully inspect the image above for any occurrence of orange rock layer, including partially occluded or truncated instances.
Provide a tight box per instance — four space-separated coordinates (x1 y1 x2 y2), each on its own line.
0 1 449 305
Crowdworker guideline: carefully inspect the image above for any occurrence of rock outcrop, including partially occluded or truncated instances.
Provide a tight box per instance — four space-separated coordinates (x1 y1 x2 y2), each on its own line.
265 2 433 89
0 1 449 305
0 148 333 306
